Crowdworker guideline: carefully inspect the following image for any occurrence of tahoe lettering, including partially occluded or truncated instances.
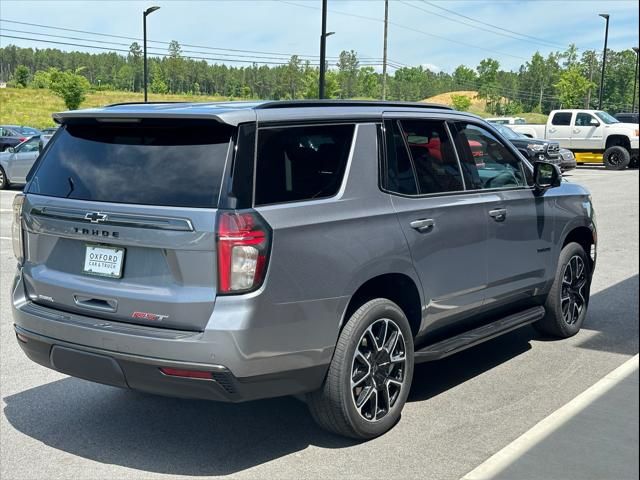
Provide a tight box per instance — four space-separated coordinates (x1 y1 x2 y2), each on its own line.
73 227 119 238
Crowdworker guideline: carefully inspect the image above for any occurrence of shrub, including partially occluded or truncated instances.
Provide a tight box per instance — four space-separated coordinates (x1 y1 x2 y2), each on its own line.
13 65 30 87
31 70 52 89
150 78 168 94
49 70 91 110
451 94 472 111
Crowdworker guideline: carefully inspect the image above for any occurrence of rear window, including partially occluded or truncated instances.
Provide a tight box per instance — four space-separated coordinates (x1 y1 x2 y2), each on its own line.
18 126 41 135
27 121 233 208
255 124 354 206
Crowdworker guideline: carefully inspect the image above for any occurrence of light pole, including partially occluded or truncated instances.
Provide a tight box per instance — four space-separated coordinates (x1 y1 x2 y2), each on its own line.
632 47 639 113
382 0 389 100
143 6 160 102
598 13 609 110
318 0 334 99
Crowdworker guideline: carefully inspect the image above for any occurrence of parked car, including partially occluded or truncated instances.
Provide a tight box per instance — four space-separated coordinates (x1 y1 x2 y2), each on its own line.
491 123 561 167
40 127 59 135
559 148 577 171
12 100 597 439
509 109 639 170
0 136 42 189
485 116 527 125
0 125 41 152
614 112 639 124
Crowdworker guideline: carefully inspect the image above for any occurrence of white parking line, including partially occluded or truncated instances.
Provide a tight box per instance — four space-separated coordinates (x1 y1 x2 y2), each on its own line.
462 354 640 480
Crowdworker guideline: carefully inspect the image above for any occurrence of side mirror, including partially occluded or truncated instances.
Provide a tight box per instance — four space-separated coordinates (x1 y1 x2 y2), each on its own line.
534 161 561 192
589 119 600 126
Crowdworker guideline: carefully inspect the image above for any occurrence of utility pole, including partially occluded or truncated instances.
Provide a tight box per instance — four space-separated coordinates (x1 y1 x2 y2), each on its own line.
598 13 610 110
632 47 639 113
586 51 594 108
382 0 389 100
319 0 328 99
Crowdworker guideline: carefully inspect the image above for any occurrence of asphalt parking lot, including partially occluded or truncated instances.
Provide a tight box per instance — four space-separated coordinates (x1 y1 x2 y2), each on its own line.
0 167 638 480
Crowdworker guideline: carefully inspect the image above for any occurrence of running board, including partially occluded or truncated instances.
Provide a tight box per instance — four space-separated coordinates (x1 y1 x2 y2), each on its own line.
414 306 545 363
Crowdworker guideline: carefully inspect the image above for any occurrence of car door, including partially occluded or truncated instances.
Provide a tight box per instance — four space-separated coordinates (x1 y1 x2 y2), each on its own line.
382 115 489 336
571 112 604 150
450 121 556 310
546 111 574 148
8 137 40 183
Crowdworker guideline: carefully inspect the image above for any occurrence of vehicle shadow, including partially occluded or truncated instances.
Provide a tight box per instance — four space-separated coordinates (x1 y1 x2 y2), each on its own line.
2 276 637 475
535 274 639 356
3 379 355 476
409 326 533 402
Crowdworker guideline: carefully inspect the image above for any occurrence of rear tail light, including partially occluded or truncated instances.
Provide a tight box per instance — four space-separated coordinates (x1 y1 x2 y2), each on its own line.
12 194 25 264
216 211 271 294
18 137 27 143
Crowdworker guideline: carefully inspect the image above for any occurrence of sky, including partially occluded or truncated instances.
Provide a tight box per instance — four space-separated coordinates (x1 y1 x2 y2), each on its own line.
0 0 638 73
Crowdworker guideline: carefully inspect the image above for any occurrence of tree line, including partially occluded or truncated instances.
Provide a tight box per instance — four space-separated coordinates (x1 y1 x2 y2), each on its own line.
1 42 637 113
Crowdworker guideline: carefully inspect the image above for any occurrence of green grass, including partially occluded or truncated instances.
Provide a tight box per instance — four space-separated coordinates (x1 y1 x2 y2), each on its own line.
1 87 551 129
0 88 235 129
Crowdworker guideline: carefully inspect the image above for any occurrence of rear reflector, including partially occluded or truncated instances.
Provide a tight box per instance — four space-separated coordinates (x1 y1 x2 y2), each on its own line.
159 367 213 379
16 332 29 343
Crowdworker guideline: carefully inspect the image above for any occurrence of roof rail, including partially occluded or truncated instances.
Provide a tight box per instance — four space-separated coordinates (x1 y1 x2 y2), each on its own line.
105 101 191 108
255 100 453 110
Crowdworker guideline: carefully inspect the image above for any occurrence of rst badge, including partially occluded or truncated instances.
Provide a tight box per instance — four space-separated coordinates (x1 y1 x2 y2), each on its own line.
132 311 169 321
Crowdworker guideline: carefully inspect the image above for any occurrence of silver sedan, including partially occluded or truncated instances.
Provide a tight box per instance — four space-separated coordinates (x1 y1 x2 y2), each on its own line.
0 136 42 189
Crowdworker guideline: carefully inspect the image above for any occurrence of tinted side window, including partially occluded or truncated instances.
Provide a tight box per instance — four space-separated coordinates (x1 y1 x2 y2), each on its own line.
451 123 527 190
255 124 354 206
384 120 418 195
401 120 463 194
551 112 572 126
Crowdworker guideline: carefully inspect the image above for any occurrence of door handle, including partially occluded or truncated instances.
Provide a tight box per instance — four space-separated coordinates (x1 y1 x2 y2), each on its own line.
489 208 507 222
573 129 580 134
548 128 556 133
73 295 117 312
410 218 435 232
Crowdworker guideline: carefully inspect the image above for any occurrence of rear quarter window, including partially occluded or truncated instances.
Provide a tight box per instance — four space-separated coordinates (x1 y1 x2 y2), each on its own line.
551 112 572 126
27 121 233 208
254 124 354 206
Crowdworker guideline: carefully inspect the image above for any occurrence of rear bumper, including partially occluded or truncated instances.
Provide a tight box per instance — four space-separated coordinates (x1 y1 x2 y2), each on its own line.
14 325 326 402
11 271 333 401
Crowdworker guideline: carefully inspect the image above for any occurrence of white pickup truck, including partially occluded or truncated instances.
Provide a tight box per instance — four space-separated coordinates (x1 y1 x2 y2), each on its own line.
509 109 639 170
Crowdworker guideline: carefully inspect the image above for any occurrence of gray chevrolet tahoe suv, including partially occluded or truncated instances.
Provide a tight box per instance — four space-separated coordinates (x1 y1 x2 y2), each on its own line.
11 100 597 439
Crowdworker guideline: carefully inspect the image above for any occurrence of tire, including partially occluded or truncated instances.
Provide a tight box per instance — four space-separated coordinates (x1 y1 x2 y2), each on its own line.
0 167 7 190
534 242 592 338
629 155 639 169
603 146 630 170
307 298 414 439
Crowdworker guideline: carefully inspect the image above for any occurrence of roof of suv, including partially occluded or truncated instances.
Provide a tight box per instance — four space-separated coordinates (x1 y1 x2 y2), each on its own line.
53 100 456 127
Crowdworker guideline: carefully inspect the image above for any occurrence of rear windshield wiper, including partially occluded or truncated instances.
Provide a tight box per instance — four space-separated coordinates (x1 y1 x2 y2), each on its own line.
65 176 75 198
